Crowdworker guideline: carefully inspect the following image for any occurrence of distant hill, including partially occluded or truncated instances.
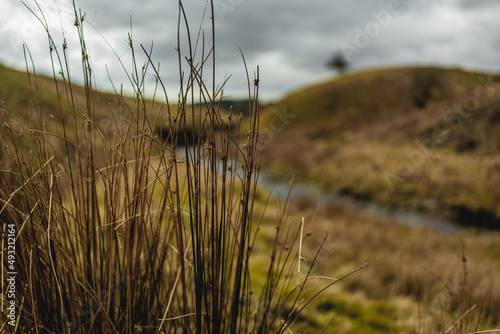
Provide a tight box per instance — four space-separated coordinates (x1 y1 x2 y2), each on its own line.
0 63 140 139
258 66 500 228
0 63 247 147
261 66 500 149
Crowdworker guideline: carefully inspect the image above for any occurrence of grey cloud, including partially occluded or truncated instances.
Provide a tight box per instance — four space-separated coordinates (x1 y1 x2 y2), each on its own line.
457 0 500 10
2 0 500 100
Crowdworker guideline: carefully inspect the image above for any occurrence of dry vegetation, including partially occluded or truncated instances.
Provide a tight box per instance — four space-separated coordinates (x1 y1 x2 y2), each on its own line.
1 1 500 333
297 198 500 333
0 1 351 332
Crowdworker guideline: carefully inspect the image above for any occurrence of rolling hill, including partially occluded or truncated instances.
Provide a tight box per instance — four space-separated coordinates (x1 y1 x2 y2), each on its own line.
258 66 500 228
0 63 241 151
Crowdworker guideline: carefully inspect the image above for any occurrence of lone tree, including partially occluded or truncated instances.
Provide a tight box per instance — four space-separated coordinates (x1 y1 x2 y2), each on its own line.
327 52 349 74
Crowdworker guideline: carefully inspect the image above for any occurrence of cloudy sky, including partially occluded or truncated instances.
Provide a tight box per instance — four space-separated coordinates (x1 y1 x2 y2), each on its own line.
1 0 500 101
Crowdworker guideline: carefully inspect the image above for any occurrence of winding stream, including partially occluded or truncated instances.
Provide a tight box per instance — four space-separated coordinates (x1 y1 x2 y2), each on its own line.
258 174 462 234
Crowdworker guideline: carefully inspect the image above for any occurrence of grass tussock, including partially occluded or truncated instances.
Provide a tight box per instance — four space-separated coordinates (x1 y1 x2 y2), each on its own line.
0 1 349 332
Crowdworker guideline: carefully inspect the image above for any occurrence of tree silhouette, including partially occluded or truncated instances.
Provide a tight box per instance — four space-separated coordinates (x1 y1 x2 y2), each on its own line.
327 52 349 74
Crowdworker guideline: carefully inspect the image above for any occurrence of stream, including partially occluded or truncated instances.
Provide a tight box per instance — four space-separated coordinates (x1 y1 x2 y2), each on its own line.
258 174 462 234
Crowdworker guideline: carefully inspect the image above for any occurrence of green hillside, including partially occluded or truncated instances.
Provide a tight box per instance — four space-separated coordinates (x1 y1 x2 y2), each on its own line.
0 63 122 128
263 66 500 134
259 66 500 228
0 63 240 151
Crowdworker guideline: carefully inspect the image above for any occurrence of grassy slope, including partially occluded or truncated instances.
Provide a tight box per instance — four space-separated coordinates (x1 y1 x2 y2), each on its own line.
0 63 237 149
0 63 124 126
259 66 500 228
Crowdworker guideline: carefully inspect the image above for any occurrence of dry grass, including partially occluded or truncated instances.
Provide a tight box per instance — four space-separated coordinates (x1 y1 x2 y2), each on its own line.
0 1 347 333
282 196 500 333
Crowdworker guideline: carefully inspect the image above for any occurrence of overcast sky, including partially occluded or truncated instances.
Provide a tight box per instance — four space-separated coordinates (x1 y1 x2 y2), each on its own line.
1 0 500 101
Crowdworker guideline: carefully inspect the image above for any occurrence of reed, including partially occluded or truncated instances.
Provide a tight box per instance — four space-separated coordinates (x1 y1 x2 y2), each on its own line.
0 1 351 333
